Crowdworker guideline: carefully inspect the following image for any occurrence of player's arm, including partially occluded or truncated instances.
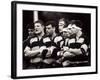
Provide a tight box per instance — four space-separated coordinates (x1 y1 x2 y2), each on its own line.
68 48 82 55
24 46 40 57
68 38 88 55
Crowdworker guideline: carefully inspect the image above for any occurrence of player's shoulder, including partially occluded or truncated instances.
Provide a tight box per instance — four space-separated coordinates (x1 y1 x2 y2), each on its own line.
54 34 63 38
54 35 63 41
29 36 39 44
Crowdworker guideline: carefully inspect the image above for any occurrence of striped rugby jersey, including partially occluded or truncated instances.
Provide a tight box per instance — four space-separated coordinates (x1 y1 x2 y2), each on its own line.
63 33 88 55
53 35 64 49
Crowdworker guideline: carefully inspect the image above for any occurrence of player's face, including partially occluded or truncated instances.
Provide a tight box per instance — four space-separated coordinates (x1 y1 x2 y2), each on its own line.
28 29 34 36
62 28 71 38
58 21 65 33
67 24 78 35
46 24 54 36
34 23 44 35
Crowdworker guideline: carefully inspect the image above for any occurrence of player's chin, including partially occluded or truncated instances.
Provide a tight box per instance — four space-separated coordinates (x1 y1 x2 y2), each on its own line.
35 32 40 34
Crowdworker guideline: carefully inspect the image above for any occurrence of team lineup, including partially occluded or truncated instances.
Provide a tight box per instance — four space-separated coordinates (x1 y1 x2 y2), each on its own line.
23 18 90 69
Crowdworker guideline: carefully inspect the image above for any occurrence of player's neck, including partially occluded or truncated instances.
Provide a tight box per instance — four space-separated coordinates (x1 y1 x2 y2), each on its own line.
51 32 56 40
76 30 82 39
38 31 44 40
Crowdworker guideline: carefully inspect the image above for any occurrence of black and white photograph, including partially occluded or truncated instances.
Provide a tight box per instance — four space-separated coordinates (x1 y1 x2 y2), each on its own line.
23 10 91 69
11 1 97 79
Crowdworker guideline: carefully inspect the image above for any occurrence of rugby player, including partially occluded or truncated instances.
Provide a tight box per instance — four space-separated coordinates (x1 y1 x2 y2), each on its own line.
24 20 45 69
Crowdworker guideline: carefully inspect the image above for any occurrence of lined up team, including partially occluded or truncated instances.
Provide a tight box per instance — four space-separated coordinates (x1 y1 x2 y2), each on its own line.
23 18 89 69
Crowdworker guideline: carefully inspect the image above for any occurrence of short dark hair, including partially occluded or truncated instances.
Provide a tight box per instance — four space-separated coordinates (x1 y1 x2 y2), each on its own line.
69 20 83 28
59 18 69 27
59 18 66 22
45 21 57 28
34 20 44 26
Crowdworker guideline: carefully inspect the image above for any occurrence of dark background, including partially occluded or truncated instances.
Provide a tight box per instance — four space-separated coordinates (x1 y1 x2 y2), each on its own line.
23 10 91 45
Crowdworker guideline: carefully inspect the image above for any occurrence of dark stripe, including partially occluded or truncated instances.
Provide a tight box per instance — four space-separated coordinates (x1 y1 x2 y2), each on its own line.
44 42 52 47
81 48 86 55
30 42 40 48
69 43 82 48
57 40 63 48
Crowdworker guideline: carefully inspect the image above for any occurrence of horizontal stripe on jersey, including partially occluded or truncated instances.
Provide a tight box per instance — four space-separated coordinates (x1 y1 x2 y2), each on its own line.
27 36 44 48
53 35 64 49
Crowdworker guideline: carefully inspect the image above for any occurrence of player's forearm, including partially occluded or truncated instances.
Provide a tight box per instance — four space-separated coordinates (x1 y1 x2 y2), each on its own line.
69 48 82 55
25 46 47 57
25 50 40 57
